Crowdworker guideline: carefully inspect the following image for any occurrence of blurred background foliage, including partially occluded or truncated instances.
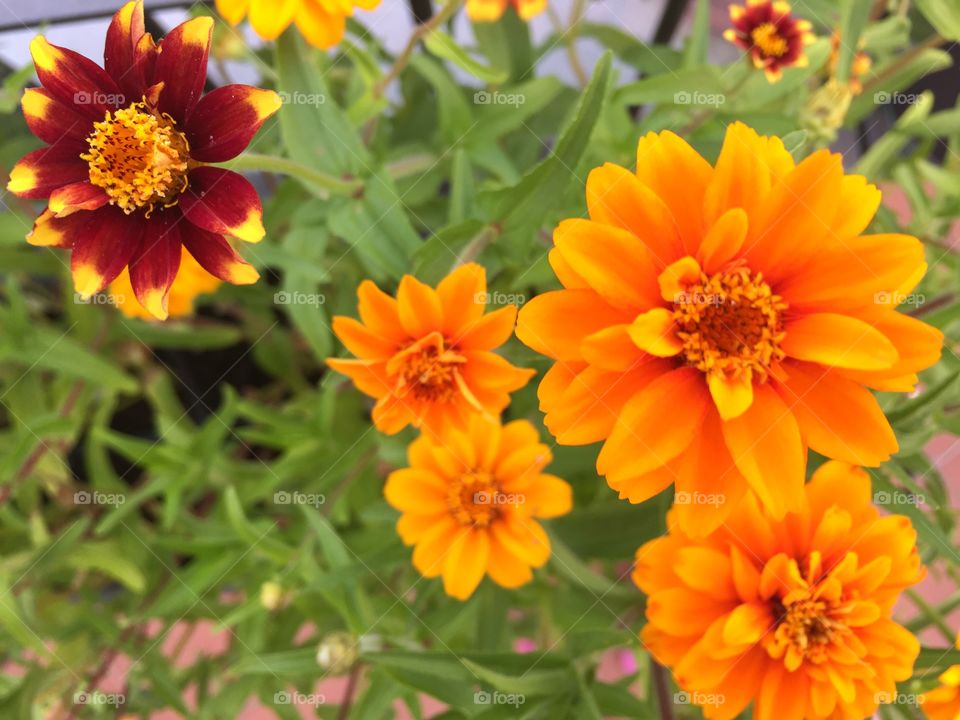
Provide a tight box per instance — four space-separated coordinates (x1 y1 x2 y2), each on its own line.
1 0 960 717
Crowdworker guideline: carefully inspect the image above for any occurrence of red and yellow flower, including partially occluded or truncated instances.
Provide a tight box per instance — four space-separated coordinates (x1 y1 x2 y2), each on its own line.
111 246 222 321
515 122 941 534
215 0 381 49
466 0 547 22
921 635 960 720
8 1 276 319
327 264 534 436
634 462 925 720
724 0 816 82
385 414 571 600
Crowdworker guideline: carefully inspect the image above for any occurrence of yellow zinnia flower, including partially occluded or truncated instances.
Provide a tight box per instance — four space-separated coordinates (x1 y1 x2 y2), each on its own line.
110 246 221 320
215 0 381 49
921 635 960 720
515 122 942 536
466 0 548 22
385 414 572 600
633 461 925 720
326 263 534 436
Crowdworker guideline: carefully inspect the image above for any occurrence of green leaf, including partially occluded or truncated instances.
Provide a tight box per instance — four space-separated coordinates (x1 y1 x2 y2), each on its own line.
682 0 711 69
915 0 960 40
473 7 534 82
425 30 508 84
836 0 874 81
280 227 332 360
65 542 146 593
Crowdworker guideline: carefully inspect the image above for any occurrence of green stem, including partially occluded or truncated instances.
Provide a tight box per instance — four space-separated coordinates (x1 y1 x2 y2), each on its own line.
220 154 362 197
906 588 956 644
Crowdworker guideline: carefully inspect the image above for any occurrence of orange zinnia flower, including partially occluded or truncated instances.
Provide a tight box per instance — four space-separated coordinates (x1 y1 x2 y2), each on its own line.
516 122 942 534
633 462 924 720
385 414 571 600
8 1 276 319
921 635 960 720
724 0 815 82
327 264 534 435
466 0 547 22
111 246 222 321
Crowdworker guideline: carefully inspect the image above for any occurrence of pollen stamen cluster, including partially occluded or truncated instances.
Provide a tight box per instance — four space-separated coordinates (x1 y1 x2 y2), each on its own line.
751 22 789 57
673 267 787 382
399 343 462 402
447 471 500 527
772 596 841 663
82 101 190 215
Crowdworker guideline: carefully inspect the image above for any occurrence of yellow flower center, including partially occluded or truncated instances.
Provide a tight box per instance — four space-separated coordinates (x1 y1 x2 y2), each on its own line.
447 471 500 527
771 596 841 664
401 342 461 402
673 267 786 382
82 101 190 215
751 22 789 57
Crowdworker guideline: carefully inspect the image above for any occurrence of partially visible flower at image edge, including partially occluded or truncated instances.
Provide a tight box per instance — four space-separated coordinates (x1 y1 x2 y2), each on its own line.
921 634 960 720
111 246 222 321
724 0 816 82
326 263 534 436
215 0 380 49
7 1 279 319
634 462 925 720
515 121 942 535
466 0 548 22
385 414 572 600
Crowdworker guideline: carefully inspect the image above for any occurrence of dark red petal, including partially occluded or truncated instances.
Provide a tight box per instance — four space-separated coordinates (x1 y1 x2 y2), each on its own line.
180 167 265 243
185 85 282 162
29 36 124 119
7 145 89 200
27 208 95 248
71 207 143 297
49 181 110 216
154 16 213 119
21 88 91 145
104 0 148 99
180 223 260 285
128 212 182 320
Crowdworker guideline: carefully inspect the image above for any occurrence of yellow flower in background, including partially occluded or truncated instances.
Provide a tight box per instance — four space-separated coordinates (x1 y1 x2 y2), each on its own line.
215 0 381 49
466 0 547 22
634 462 925 720
922 636 960 720
326 263 534 436
385 414 572 600
111 246 221 321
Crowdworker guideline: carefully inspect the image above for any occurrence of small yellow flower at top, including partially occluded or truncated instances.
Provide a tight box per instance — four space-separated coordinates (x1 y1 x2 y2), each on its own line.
466 0 547 23
111 247 221 321
385 414 572 600
723 0 816 82
215 0 381 49
326 263 534 436
634 462 925 720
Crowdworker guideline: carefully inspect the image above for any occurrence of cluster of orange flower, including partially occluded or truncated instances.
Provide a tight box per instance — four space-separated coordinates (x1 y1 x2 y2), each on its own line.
5 1 954 718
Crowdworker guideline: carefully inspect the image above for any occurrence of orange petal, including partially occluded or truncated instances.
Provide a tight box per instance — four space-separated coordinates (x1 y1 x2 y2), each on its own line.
698 207 748 274
627 308 683 357
782 313 898 370
708 372 754 421
180 167 265 243
180 224 259 285
657 256 702 304
580 324 647 371
456 305 517 350
397 275 443 337
523 473 573 518
332 316 396 359
436 262 486 337
187 85 282 163
516 289 633 361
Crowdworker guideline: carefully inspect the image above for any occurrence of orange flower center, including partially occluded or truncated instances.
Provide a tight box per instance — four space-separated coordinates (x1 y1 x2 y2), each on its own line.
82 101 190 215
751 23 789 57
673 267 786 382
400 342 461 402
771 596 842 664
447 471 500 527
